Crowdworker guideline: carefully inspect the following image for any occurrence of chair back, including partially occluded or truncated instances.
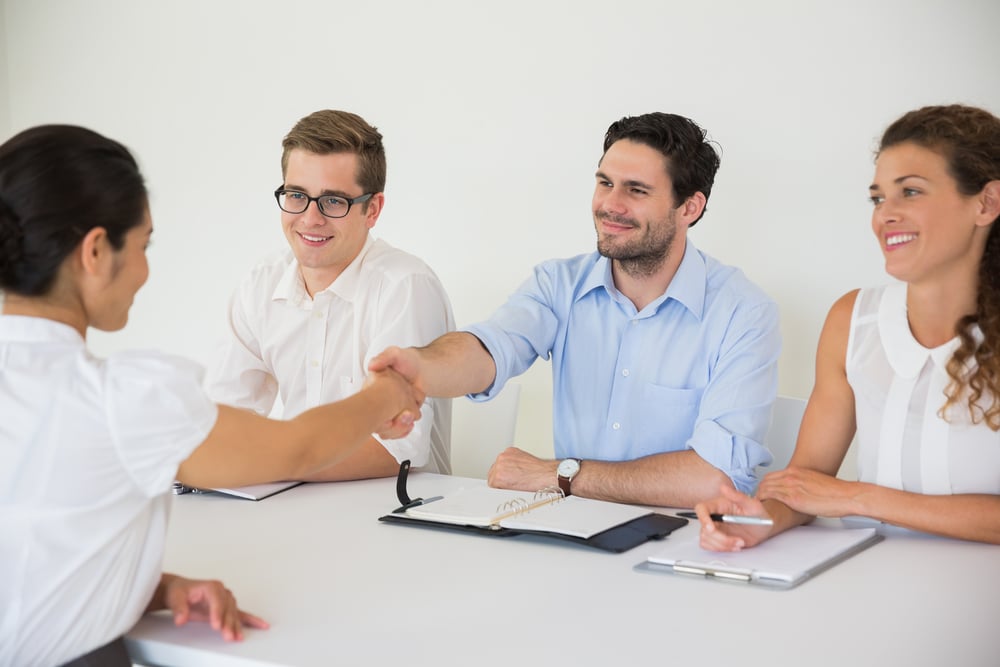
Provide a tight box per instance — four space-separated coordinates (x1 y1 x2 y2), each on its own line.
449 384 522 478
762 395 807 472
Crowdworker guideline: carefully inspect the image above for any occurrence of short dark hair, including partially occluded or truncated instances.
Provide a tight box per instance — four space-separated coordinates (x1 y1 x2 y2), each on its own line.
0 125 147 296
603 112 721 225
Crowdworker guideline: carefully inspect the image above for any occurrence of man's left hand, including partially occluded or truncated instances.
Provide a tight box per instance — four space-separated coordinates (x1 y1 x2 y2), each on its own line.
487 447 558 492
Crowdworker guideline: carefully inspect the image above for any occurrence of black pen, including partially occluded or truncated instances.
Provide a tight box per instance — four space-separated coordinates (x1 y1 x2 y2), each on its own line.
676 511 773 526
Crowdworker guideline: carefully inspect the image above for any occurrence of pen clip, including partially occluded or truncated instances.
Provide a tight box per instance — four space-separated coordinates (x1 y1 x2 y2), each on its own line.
393 460 424 513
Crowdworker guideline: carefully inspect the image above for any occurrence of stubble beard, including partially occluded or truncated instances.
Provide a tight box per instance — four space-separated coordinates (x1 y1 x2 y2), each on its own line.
595 209 677 279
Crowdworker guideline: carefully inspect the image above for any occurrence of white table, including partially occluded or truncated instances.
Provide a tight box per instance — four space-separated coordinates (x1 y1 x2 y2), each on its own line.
126 474 999 667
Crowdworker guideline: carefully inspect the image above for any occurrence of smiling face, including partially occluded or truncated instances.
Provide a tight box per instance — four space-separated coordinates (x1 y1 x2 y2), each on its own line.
280 149 383 295
592 139 686 278
870 142 990 286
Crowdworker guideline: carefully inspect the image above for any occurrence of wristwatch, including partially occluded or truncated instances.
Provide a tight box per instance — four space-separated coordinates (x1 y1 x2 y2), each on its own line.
556 458 581 497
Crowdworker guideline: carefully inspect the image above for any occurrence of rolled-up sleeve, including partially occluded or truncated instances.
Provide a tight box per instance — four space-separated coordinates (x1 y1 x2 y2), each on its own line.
686 299 781 493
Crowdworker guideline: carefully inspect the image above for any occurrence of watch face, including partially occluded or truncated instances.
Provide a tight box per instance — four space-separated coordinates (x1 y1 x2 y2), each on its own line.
557 458 580 477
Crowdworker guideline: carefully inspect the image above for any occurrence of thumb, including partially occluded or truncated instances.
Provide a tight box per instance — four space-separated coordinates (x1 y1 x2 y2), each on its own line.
368 347 398 372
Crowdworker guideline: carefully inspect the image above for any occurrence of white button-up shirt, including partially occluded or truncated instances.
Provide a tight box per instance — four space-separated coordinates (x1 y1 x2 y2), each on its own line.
206 235 454 472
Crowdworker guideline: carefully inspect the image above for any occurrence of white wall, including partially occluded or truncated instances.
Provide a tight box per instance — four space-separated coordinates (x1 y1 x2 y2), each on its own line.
4 0 1000 458
0 3 8 137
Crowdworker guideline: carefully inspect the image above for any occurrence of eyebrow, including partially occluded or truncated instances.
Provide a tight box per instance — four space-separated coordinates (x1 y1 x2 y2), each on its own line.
283 184 352 198
594 170 655 191
868 174 929 191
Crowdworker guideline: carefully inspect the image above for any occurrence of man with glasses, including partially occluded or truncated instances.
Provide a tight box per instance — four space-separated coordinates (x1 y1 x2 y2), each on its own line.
371 112 780 507
206 110 454 480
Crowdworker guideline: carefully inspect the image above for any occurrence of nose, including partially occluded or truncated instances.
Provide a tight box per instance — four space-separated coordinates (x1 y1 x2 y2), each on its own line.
873 198 900 226
299 199 327 226
594 186 626 216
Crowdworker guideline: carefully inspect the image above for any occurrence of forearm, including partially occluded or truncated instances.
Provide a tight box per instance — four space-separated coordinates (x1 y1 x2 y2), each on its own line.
299 435 399 481
285 383 412 478
853 484 1000 544
179 379 410 489
416 332 497 397
572 450 733 507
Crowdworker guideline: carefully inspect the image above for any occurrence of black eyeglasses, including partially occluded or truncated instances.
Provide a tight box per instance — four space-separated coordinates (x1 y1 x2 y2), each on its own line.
274 187 374 219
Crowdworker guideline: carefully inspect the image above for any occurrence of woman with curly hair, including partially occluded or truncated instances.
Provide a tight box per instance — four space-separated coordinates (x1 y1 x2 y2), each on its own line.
697 104 1000 548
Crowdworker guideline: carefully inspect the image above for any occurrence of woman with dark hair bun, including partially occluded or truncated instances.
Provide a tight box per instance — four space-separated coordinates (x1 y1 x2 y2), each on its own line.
696 105 1000 549
0 125 423 666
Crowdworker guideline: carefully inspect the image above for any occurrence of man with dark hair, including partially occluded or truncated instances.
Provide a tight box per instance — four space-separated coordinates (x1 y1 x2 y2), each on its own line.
207 110 454 480
371 112 780 507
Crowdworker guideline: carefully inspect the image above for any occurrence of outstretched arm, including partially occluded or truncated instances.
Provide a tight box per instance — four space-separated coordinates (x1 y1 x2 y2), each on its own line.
177 368 422 489
369 331 498 398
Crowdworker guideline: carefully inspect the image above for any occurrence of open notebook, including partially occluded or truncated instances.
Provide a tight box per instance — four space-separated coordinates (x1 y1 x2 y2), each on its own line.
636 524 882 589
380 484 687 552
172 480 303 501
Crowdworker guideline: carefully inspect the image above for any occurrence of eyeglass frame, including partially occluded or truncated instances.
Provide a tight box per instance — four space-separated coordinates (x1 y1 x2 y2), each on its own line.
273 186 375 219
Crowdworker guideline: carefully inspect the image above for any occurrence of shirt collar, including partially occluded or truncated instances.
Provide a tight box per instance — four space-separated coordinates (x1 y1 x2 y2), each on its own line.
878 282 969 378
0 314 85 345
272 234 374 306
576 240 706 319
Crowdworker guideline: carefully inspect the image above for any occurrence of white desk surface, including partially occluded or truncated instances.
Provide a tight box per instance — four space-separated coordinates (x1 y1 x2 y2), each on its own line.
126 473 999 667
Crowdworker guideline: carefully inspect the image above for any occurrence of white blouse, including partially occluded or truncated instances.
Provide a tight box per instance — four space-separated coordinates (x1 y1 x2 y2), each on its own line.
846 283 1000 494
0 315 218 666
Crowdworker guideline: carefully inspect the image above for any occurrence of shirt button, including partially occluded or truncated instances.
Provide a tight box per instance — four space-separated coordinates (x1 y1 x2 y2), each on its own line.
622 369 630 377
314 312 324 319
310 360 319 367
631 320 638 326
612 422 621 430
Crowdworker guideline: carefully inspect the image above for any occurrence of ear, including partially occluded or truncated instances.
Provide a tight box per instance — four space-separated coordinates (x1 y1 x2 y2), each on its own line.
77 227 112 277
976 180 1000 227
677 191 707 228
364 192 385 229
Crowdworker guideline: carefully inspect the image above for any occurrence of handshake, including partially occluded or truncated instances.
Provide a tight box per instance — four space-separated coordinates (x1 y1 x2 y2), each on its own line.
362 346 430 440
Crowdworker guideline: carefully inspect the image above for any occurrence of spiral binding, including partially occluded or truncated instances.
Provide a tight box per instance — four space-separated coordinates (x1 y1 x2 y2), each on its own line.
494 485 566 519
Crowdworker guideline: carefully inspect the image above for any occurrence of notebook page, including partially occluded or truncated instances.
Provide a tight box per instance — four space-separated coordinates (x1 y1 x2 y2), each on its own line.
404 487 555 526
500 496 650 538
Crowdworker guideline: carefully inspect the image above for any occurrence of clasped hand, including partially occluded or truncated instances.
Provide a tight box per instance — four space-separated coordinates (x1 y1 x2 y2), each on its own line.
363 364 425 440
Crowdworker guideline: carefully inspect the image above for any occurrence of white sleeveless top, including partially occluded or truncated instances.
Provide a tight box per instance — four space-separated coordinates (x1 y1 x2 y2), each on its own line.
846 283 1000 494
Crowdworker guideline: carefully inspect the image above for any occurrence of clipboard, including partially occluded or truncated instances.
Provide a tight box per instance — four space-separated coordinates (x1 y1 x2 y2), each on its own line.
635 524 883 589
378 461 688 553
172 480 303 501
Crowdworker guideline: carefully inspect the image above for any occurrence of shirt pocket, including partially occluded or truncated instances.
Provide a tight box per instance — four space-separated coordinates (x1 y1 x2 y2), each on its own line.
636 384 702 455
339 375 357 398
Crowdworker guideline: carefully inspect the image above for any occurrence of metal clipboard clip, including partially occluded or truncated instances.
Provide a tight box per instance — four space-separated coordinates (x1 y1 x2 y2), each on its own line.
672 561 753 583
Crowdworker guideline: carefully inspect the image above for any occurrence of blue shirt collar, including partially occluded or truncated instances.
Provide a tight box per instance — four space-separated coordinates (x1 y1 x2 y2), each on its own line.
576 240 706 319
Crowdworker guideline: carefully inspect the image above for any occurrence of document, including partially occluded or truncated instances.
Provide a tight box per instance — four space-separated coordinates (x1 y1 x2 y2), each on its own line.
637 524 882 589
403 486 651 538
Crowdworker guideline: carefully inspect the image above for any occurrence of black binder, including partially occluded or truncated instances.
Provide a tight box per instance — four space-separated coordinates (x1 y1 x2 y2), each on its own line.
378 461 688 553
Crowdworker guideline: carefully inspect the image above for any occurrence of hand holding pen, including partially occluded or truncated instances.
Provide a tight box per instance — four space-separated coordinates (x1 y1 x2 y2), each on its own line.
691 484 775 553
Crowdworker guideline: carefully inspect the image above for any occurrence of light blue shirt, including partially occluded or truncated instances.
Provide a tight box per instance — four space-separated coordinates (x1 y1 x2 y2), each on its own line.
464 241 781 493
